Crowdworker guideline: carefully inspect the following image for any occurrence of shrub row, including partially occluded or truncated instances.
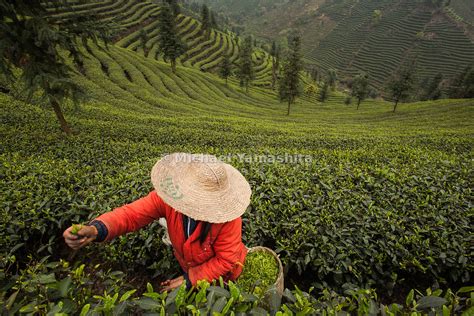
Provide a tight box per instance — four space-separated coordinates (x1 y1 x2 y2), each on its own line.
1 259 472 315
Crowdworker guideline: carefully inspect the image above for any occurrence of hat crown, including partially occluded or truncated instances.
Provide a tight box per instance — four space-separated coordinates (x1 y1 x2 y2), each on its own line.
151 153 251 223
195 162 229 191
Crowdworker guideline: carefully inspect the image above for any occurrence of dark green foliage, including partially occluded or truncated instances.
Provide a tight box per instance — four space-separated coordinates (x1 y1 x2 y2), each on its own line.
279 35 303 116
0 0 113 134
270 41 280 90
319 81 330 102
219 54 232 85
158 4 186 73
210 11 218 29
0 3 472 308
386 60 417 112
447 65 474 99
351 72 370 109
237 36 254 93
1 259 472 315
344 96 352 105
421 73 443 101
327 69 338 90
201 4 210 32
1 63 472 298
310 67 319 82
164 0 180 16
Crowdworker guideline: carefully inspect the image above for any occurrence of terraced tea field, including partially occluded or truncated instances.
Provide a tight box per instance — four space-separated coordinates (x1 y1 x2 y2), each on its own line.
2 38 473 284
308 0 474 89
1 1 473 314
214 0 474 90
45 0 274 87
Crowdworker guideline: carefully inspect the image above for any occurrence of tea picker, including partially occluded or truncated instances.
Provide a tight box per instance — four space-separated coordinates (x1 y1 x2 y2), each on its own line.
63 153 252 291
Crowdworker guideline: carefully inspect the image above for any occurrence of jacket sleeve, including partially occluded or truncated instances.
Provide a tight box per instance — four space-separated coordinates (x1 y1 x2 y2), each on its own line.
94 191 167 241
187 218 244 285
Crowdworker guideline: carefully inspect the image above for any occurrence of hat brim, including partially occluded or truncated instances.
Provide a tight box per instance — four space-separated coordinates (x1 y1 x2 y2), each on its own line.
151 153 251 223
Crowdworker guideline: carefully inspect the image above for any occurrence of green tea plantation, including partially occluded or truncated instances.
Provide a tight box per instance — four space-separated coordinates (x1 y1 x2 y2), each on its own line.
1 1 473 315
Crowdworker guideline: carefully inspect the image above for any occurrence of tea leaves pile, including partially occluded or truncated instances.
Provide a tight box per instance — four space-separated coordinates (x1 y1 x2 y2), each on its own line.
237 250 279 293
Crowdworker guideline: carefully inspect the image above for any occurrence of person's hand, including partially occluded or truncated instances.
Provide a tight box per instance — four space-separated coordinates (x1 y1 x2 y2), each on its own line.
63 225 98 250
160 275 184 292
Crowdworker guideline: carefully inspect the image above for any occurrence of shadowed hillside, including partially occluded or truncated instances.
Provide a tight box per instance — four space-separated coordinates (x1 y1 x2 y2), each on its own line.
203 0 474 90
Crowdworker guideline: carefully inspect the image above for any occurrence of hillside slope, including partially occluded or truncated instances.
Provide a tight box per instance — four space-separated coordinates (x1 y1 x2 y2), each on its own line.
45 0 275 87
204 0 474 89
1 1 473 306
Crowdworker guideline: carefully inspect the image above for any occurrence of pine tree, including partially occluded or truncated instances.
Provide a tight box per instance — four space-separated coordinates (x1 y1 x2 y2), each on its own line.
279 35 303 116
386 60 417 112
270 41 279 90
201 4 210 37
328 69 338 90
237 36 254 93
219 54 232 86
210 11 218 29
165 0 180 16
351 72 369 109
310 67 319 82
158 4 186 73
0 0 113 135
319 81 330 102
422 73 443 100
447 65 473 99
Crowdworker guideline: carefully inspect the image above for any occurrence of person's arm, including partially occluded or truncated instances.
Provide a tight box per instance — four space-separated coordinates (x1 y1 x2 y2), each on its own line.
187 218 244 286
94 190 167 241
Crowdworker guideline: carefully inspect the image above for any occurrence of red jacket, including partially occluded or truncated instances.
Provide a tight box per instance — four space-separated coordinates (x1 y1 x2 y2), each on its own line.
95 191 247 286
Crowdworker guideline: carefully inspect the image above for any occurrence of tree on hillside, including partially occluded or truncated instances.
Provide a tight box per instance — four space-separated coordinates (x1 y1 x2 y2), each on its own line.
210 11 218 29
164 0 180 16
219 54 232 86
386 60 417 112
352 72 370 109
201 4 210 37
447 65 474 99
310 67 319 82
270 41 280 90
158 4 186 73
279 35 303 116
328 69 338 90
0 0 113 135
319 81 330 102
237 36 254 93
421 73 443 100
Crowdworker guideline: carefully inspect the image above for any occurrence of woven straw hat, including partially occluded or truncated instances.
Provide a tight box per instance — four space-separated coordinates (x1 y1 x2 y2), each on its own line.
151 153 252 223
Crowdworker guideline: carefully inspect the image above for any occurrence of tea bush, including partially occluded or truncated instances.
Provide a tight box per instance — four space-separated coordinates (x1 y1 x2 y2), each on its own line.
1 33 473 312
1 259 472 315
1 87 472 295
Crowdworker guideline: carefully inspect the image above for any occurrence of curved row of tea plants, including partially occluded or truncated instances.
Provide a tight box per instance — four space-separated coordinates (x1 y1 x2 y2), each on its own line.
1 84 472 297
1 1 473 308
306 0 474 90
54 0 275 85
